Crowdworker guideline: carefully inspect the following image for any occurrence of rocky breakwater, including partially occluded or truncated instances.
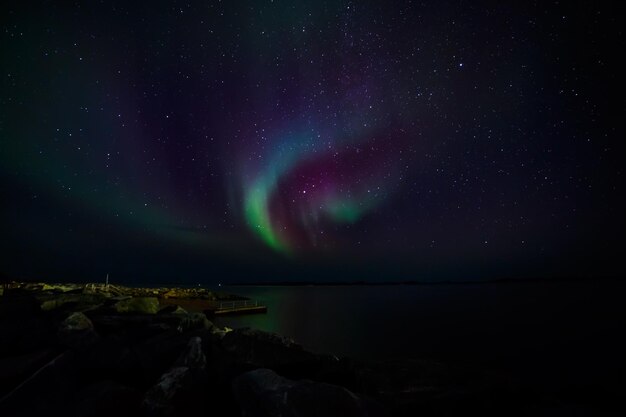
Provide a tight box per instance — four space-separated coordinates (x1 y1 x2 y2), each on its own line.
1 282 538 416
4 281 244 301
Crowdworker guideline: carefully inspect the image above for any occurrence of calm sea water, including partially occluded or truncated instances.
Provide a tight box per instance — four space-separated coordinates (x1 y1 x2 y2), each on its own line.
213 281 625 387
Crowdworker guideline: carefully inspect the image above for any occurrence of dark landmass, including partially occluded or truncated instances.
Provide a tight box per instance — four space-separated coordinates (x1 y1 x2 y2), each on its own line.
0 282 622 416
229 275 623 286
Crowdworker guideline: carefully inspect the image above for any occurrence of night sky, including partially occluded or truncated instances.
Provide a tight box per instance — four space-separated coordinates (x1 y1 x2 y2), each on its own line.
1 1 624 284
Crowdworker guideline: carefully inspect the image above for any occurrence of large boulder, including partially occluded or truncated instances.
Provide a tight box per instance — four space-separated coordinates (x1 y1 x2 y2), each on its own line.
162 289 183 299
88 314 166 339
157 305 187 315
57 312 99 349
132 330 189 383
178 312 213 332
142 366 192 416
113 297 159 314
78 336 141 383
210 325 233 339
221 328 313 366
42 283 81 293
219 328 347 387
88 312 208 341
174 336 206 369
232 368 387 417
142 337 207 416
40 294 106 312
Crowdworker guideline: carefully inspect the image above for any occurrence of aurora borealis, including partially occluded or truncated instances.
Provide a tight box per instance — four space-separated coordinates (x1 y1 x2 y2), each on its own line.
241 110 404 253
1 1 624 283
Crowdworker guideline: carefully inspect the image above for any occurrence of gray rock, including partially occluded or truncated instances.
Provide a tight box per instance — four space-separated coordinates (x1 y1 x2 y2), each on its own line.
42 283 80 292
221 328 317 370
57 312 99 349
174 336 206 369
40 294 105 312
178 312 213 332
132 330 189 382
157 305 187 315
142 366 192 416
233 368 387 417
210 325 233 339
60 311 93 331
142 337 208 416
113 297 159 314
79 337 140 382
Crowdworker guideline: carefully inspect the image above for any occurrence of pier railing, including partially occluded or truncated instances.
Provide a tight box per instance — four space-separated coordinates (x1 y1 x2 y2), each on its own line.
211 300 260 310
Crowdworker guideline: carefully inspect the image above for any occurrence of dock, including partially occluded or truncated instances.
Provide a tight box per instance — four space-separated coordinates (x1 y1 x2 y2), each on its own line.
206 299 267 316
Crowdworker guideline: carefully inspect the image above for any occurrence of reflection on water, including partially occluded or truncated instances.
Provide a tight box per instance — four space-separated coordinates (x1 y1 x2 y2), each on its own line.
214 282 625 387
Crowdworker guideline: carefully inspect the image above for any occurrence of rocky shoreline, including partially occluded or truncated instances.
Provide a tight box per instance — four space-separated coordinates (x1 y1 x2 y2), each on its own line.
0 282 603 416
2 281 245 302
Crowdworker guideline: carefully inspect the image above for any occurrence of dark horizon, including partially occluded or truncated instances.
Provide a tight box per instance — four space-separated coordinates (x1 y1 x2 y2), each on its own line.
2 1 624 284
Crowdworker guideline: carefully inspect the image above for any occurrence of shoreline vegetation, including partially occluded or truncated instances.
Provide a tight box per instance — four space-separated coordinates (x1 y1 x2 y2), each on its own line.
0 281 617 416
